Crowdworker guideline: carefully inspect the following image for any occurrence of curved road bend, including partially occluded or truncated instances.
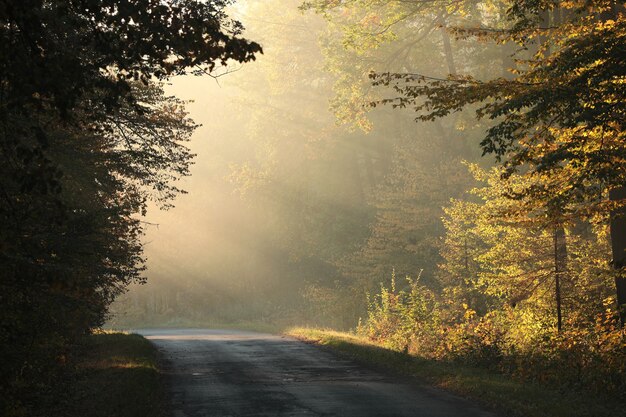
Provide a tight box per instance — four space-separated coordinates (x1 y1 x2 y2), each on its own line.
138 329 496 417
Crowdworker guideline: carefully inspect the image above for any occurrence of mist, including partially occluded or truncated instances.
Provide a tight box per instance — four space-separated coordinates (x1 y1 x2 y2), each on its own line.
109 0 504 330
6 2 624 415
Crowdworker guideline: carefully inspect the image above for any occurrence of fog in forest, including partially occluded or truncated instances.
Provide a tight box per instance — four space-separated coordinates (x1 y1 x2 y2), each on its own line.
6 2 625 414
109 0 509 330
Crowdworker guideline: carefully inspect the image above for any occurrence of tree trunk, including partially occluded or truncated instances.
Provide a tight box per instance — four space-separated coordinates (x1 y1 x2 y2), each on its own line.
538 9 551 52
464 237 469 274
439 18 457 76
363 150 376 195
610 186 626 324
501 41 516 79
349 140 365 205
554 225 567 331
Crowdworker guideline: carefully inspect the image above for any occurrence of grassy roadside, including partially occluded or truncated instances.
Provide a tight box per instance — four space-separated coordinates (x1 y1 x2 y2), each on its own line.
287 327 620 417
57 332 165 417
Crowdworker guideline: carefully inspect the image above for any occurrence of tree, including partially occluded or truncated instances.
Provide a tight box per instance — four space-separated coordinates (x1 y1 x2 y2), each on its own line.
440 164 613 332
370 0 626 316
0 1 260 413
300 0 501 304
0 81 198 414
1 0 260 200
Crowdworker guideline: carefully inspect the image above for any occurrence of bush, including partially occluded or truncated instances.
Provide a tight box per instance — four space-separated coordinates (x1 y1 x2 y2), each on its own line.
360 272 626 399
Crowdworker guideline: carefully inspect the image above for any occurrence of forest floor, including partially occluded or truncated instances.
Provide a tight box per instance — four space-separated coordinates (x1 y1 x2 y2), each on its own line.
54 332 166 417
287 327 621 417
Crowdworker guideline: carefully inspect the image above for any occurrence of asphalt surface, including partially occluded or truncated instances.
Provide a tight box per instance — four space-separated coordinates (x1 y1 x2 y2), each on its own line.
138 328 496 417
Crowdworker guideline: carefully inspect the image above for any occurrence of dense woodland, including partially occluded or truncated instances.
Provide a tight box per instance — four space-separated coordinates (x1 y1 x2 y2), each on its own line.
111 0 626 400
1 0 626 414
0 1 261 414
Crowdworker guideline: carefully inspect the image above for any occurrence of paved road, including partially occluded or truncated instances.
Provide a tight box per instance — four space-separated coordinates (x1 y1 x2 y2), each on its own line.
138 329 496 417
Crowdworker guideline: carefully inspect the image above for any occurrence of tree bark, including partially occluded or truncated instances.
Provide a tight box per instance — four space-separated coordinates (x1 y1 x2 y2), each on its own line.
610 186 626 324
349 140 365 205
538 9 551 52
439 19 457 76
501 41 516 79
554 225 567 331
363 149 377 194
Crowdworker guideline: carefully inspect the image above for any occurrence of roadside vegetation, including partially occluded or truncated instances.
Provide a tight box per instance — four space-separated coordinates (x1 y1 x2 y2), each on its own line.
289 327 622 417
0 2 259 413
3 0 626 415
111 1 626 411
51 332 164 417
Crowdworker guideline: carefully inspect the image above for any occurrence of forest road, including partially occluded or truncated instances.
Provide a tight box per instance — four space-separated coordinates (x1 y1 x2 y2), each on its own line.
138 328 496 417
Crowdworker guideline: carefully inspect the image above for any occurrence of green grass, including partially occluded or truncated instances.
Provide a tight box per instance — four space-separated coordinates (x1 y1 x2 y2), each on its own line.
59 332 165 417
287 327 620 417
